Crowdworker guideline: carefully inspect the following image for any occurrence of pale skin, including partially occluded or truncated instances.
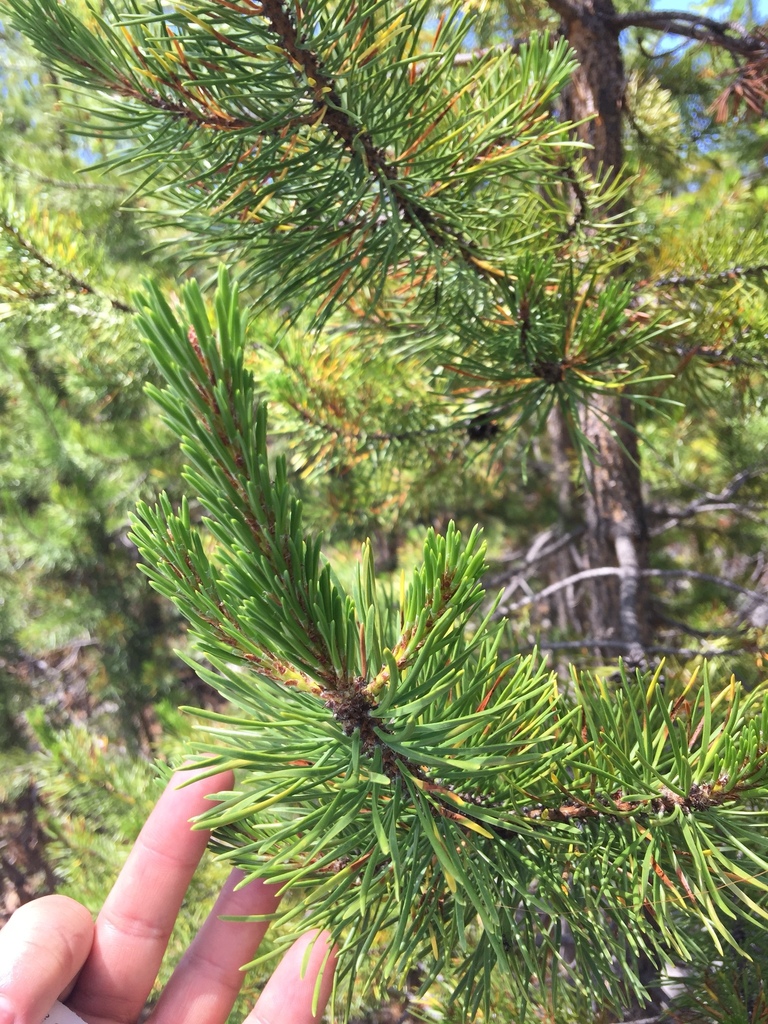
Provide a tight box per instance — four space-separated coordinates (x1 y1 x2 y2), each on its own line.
0 771 337 1024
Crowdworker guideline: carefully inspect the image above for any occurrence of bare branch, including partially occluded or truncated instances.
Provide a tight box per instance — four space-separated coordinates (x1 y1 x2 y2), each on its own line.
520 638 727 659
649 568 766 598
610 9 768 59
2 163 127 193
501 565 627 613
488 527 585 573
650 501 766 535
648 470 765 535
500 565 766 614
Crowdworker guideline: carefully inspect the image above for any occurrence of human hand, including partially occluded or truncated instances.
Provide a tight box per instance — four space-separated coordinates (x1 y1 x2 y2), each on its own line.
0 770 336 1024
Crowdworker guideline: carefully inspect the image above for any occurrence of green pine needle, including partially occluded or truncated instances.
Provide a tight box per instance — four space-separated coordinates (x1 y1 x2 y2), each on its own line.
129 269 768 1019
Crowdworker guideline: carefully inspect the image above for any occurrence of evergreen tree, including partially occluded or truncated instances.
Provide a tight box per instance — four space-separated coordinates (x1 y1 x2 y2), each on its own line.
0 23 197 752
9 0 767 673
4 0 768 1020
0 24 222 927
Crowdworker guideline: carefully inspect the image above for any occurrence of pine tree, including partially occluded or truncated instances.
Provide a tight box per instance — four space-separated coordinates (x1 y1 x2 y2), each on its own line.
4 0 768 1020
10 0 767 674
0 23 226 924
0 23 198 752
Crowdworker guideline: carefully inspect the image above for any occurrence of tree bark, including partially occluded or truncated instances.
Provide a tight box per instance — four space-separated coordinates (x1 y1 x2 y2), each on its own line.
554 0 626 185
549 0 650 664
580 397 648 665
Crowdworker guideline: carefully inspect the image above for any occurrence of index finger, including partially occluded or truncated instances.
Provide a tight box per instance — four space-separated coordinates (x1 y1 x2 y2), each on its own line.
67 769 234 1024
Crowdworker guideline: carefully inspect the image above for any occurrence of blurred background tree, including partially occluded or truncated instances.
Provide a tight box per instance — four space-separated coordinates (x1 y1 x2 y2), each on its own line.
0 22 226 922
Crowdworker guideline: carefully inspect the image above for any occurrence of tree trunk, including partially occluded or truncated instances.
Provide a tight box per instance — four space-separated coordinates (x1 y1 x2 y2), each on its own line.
580 397 648 665
549 0 649 664
555 0 625 185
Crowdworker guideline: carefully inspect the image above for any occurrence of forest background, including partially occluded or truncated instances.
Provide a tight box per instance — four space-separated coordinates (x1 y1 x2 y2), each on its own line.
1 0 768 1021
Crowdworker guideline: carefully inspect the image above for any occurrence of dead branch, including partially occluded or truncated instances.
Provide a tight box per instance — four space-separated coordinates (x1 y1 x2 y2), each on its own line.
520 638 727 660
648 469 765 535
609 10 768 60
500 566 766 614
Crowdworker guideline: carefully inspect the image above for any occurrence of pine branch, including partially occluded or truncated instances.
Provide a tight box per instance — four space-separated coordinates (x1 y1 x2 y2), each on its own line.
0 162 127 192
0 215 134 314
265 338 457 452
5 0 617 324
277 394 451 447
255 0 480 269
524 770 755 821
649 263 768 290
3 0 661 457
126 272 768 1018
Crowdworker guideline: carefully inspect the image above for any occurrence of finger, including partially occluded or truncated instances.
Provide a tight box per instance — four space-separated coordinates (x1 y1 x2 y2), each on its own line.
244 931 337 1024
0 895 94 1024
68 769 234 1024
146 870 281 1024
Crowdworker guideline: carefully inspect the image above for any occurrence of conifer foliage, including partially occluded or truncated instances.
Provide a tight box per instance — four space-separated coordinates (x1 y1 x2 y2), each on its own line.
5 0 768 1018
0 23 190 751
129 268 768 1018
7 0 586 310
5 0 635 398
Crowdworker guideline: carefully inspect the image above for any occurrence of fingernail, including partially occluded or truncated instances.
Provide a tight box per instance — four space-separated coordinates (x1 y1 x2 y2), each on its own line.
0 995 14 1024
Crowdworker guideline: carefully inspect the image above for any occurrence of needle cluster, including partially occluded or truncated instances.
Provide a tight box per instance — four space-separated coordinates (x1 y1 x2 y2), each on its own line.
129 270 768 1019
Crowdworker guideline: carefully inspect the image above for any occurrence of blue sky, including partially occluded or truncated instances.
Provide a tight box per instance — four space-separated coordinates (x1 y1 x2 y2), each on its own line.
652 0 768 21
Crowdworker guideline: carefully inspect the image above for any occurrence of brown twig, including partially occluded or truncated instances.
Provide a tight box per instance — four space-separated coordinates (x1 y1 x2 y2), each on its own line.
1 218 134 314
609 10 768 60
255 0 484 272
